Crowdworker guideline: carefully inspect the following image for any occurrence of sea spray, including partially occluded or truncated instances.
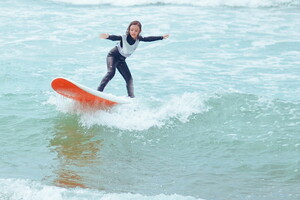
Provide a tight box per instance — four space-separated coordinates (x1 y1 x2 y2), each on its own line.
48 92 209 131
0 178 203 200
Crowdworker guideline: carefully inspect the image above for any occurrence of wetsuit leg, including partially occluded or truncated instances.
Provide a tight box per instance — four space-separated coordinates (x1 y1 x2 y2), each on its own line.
97 55 117 92
116 61 134 98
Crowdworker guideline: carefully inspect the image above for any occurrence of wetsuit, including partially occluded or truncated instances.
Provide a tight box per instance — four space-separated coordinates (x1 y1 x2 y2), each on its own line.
97 34 163 98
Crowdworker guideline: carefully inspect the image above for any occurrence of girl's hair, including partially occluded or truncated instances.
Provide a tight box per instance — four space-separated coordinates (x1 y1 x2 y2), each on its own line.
126 20 142 36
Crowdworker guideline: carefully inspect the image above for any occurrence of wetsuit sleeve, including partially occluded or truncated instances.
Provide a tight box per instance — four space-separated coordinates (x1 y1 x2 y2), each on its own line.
107 35 122 41
139 36 164 42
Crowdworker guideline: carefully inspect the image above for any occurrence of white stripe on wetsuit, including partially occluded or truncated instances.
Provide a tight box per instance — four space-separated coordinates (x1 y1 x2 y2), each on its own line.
117 35 139 57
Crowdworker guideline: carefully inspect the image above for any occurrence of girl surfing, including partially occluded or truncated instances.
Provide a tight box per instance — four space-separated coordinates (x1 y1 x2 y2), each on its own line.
98 20 169 98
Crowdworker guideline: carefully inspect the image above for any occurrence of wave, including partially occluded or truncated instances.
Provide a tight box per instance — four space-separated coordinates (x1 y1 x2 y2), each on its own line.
47 92 209 131
0 178 203 200
47 91 300 131
49 0 299 7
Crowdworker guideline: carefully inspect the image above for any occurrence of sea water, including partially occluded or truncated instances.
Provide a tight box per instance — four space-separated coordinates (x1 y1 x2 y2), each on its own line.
0 0 299 199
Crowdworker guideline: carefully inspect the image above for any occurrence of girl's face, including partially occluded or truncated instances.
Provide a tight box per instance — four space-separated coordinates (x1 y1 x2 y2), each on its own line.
129 25 141 39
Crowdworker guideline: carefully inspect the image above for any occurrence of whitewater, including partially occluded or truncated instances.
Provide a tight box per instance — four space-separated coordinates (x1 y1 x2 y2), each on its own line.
0 0 299 200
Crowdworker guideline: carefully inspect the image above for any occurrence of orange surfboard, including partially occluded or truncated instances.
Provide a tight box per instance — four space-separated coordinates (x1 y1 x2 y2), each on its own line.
51 77 129 108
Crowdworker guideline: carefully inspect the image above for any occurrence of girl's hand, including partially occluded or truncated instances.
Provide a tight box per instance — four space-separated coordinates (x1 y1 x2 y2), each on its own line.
163 34 169 39
100 33 109 39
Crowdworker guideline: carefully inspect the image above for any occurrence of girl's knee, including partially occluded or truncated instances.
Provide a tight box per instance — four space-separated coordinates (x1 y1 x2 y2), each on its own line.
106 71 115 80
126 75 133 83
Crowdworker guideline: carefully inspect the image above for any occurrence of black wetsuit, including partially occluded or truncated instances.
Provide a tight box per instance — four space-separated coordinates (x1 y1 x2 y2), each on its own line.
97 34 163 98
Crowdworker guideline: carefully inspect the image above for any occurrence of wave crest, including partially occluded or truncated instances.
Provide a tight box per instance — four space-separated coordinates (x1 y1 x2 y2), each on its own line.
47 92 209 131
0 178 203 200
50 0 299 7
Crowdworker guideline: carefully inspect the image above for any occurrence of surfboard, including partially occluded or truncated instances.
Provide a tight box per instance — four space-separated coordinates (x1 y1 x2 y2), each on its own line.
51 77 129 108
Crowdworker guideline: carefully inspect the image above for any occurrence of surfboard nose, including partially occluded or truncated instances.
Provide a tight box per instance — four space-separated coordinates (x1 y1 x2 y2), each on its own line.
51 77 119 109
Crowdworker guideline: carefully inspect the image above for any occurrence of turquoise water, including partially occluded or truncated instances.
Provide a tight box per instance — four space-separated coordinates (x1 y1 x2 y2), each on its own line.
1 0 300 199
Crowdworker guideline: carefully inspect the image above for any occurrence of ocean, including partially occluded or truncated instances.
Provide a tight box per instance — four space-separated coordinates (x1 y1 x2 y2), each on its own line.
0 0 299 199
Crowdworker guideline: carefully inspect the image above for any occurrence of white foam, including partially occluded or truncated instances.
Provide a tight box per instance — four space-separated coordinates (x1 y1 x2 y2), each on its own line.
47 92 209 131
50 0 298 7
82 92 209 131
46 92 79 114
0 178 204 200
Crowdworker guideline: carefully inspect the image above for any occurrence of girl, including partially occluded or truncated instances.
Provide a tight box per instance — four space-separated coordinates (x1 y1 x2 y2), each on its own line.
98 20 169 98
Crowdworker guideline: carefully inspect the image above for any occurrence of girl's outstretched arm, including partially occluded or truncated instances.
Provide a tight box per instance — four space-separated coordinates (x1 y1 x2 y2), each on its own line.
99 33 122 41
139 34 170 42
